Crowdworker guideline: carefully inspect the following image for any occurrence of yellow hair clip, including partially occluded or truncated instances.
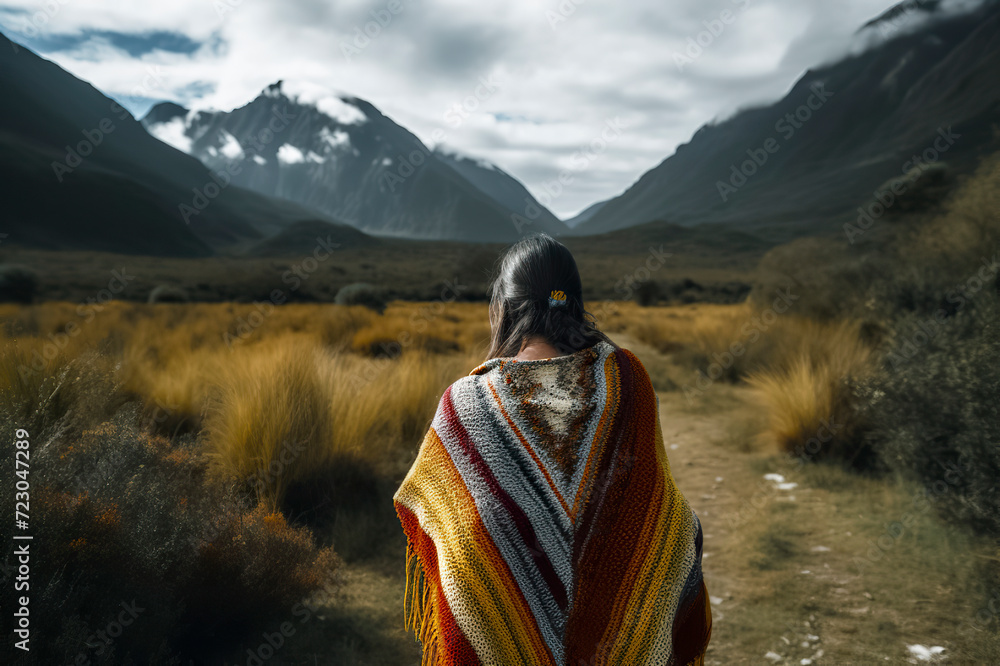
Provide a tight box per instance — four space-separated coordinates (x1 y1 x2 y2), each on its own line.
548 290 568 307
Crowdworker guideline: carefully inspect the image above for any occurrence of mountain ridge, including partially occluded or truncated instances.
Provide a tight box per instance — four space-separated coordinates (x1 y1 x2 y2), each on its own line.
141 81 568 243
571 0 1000 237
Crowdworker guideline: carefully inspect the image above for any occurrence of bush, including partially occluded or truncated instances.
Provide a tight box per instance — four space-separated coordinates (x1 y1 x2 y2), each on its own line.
0 342 342 664
0 264 39 304
147 284 189 303
745 320 876 465
633 281 660 306
334 282 387 314
860 296 1000 535
203 343 337 509
0 406 342 664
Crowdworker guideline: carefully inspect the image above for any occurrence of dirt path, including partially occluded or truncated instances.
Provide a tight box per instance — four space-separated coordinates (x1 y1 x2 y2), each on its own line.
657 387 755 662
651 382 980 664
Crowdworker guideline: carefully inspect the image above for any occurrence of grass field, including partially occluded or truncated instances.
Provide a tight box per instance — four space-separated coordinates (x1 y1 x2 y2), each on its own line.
2 293 999 664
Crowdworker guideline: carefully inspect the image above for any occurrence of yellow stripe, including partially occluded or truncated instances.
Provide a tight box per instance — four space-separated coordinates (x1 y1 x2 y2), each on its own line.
396 428 555 665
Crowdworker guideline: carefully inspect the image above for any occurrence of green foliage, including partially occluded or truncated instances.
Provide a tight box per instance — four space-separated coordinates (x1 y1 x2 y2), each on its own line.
860 297 1000 535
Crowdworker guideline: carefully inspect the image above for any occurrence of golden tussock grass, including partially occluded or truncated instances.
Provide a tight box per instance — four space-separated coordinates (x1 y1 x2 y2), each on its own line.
0 300 491 509
604 301 878 456
0 295 875 490
744 320 873 456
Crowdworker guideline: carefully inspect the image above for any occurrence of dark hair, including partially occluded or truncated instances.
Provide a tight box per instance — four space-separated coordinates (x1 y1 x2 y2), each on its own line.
485 233 616 360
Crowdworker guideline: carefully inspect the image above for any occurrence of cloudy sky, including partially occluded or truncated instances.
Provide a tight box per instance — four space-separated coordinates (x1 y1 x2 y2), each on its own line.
1 0 916 218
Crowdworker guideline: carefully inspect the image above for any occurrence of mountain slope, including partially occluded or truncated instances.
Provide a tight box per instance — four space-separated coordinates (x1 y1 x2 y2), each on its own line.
0 33 358 255
574 0 1000 237
142 82 568 242
564 199 609 228
433 147 566 231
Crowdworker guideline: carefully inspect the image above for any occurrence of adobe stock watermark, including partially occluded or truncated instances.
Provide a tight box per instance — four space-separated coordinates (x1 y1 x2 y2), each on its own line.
881 250 998 370
380 74 501 194
613 245 673 300
843 126 960 243
71 599 145 663
215 0 245 19
511 116 627 234
546 0 587 31
851 454 971 576
242 574 344 665
348 278 468 389
716 81 834 202
443 75 502 128
6 0 71 54
673 0 753 71
246 439 308 499
223 235 342 347
340 0 411 61
179 106 296 224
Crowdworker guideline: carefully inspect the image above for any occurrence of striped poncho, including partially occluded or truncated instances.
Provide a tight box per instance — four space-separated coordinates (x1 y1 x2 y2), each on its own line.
392 340 712 665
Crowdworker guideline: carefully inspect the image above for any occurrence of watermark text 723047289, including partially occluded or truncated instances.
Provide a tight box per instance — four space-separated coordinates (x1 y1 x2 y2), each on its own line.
13 427 32 652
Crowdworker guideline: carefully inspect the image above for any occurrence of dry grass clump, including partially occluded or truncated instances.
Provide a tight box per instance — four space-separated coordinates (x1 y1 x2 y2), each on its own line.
745 320 874 462
202 337 481 508
203 337 338 508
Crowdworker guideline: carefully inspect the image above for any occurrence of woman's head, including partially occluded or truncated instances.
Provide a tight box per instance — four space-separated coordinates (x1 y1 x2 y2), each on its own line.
485 233 614 360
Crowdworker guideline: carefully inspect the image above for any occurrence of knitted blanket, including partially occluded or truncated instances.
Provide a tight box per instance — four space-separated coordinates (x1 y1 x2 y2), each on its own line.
393 340 712 665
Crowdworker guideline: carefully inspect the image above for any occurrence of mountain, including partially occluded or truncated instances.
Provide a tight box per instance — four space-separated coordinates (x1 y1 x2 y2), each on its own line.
564 200 609 228
141 81 568 243
433 146 565 232
573 0 1000 237
0 32 358 256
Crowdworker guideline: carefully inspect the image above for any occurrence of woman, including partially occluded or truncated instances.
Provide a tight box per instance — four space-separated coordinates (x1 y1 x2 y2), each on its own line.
393 234 712 665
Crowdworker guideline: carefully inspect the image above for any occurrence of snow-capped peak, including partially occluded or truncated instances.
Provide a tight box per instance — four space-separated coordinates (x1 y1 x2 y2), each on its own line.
434 144 497 171
263 80 367 125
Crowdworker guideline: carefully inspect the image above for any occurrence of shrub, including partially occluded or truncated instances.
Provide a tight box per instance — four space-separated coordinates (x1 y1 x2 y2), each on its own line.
0 264 39 304
334 282 387 314
860 296 1000 535
203 342 337 508
0 406 342 664
147 284 190 303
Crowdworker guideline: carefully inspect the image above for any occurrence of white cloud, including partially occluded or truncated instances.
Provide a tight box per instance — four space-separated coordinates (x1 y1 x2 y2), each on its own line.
0 0 952 217
276 143 305 165
146 116 191 153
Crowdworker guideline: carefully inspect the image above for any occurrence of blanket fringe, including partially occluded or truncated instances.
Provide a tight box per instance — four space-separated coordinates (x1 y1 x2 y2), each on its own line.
403 539 441 665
